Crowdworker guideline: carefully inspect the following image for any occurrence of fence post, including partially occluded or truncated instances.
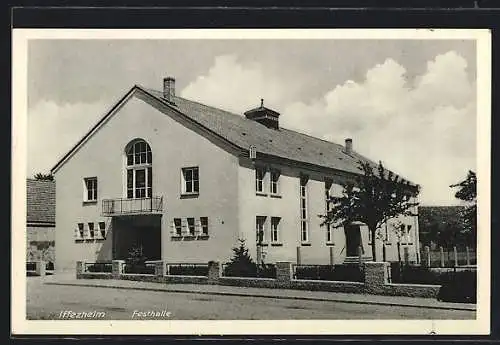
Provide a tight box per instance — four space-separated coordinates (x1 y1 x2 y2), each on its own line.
466 246 471 266
112 260 125 279
403 247 410 265
439 246 445 268
329 246 335 266
364 261 389 294
35 260 46 277
296 246 301 265
424 246 430 268
276 262 293 286
358 246 363 264
154 261 164 277
453 246 458 267
207 261 221 284
76 261 85 279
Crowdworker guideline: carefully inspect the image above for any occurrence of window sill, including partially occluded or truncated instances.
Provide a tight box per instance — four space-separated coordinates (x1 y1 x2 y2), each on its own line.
326 242 335 246
171 235 209 240
270 243 283 246
301 242 312 246
269 194 282 199
255 192 268 197
82 200 98 206
180 192 199 199
257 243 269 246
385 242 392 246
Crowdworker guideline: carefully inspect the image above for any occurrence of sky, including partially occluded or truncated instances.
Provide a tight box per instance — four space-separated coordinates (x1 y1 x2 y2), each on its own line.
27 39 477 206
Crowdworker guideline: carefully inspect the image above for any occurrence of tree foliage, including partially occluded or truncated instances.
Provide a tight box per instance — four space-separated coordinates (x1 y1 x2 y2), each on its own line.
450 170 477 245
321 160 420 261
418 206 472 248
223 239 258 277
34 172 54 181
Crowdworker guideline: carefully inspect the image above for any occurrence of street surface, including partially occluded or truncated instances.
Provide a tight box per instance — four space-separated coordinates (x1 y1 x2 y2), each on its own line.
26 277 475 320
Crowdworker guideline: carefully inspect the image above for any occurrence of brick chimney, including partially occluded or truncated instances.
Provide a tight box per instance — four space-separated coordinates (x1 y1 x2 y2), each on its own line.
163 77 175 103
345 138 353 154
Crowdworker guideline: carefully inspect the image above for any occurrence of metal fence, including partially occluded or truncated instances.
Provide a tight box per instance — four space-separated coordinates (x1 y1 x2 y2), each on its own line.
221 263 277 279
166 263 209 277
102 197 163 216
420 246 476 268
123 262 156 275
85 262 113 273
293 264 364 282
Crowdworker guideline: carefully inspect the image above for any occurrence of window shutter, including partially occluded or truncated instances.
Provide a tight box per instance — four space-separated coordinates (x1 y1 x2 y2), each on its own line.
194 219 202 236
169 220 177 235
181 219 189 236
74 227 81 240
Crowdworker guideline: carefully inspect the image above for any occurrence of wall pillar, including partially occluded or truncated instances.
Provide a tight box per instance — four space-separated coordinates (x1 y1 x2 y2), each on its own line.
76 261 85 279
364 261 389 294
35 260 46 277
154 261 164 277
453 246 458 267
466 246 471 266
296 247 301 265
112 259 125 279
276 261 293 284
207 261 221 284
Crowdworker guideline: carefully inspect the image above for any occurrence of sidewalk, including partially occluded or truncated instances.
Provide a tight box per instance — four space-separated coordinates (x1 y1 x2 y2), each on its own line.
43 273 476 312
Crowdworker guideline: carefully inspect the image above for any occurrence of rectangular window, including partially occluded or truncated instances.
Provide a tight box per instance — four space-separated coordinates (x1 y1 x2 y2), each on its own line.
255 168 265 193
173 218 182 236
127 168 152 199
76 223 84 240
271 217 280 243
88 222 95 238
182 167 199 194
187 217 196 236
300 176 309 243
256 216 266 243
98 221 106 239
270 170 280 195
200 217 209 236
84 177 98 201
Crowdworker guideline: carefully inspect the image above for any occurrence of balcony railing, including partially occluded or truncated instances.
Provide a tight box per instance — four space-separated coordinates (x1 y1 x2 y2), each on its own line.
102 196 163 216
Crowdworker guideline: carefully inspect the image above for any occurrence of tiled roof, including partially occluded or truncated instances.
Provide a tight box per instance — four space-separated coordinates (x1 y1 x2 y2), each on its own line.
27 179 55 225
144 87 416 185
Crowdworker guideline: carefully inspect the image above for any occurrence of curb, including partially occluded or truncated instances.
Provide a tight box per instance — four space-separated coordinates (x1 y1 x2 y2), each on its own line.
45 281 476 312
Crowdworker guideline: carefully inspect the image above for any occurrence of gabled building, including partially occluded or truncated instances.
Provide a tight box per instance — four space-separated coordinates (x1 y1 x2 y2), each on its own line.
27 179 55 264
51 77 420 272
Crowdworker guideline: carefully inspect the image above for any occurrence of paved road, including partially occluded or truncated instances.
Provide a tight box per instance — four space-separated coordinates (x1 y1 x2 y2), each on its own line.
26 277 475 320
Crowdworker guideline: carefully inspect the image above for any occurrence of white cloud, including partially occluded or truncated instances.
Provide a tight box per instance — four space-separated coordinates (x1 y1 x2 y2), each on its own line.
27 100 108 177
180 51 476 205
181 55 288 113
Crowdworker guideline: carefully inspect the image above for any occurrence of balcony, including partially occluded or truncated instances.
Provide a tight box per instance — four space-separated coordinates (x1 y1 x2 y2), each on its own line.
102 197 163 216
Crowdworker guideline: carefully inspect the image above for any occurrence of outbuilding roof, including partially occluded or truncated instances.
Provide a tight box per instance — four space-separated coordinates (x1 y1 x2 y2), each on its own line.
27 179 55 226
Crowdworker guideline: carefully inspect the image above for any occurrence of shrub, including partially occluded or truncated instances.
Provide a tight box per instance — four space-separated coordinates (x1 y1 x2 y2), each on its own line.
437 270 477 303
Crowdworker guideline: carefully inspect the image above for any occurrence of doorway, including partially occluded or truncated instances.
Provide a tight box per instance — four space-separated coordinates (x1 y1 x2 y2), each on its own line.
345 224 362 256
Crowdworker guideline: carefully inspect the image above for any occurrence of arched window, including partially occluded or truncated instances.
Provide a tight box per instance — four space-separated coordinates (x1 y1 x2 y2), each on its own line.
125 139 152 199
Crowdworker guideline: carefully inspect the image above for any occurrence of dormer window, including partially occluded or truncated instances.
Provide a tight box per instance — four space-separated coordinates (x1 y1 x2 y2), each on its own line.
244 99 281 129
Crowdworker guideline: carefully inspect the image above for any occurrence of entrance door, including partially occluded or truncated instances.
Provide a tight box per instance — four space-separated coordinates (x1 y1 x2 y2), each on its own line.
346 224 361 256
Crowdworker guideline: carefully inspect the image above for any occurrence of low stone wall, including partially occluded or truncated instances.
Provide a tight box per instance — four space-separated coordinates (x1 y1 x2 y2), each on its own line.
383 283 440 298
75 260 442 299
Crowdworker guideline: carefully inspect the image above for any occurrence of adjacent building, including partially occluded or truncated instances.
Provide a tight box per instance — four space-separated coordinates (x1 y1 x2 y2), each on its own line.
51 77 420 272
27 178 56 265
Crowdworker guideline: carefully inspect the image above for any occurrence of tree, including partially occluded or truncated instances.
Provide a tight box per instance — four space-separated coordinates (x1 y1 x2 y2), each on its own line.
223 239 257 277
450 170 477 246
34 172 54 181
321 160 420 261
